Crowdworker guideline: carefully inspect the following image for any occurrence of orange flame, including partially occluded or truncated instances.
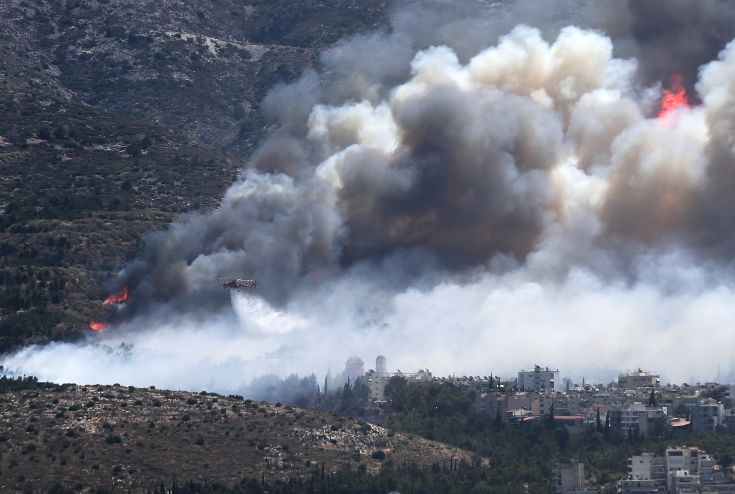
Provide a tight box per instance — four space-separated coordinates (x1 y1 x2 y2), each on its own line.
103 286 128 305
658 74 690 120
89 321 108 332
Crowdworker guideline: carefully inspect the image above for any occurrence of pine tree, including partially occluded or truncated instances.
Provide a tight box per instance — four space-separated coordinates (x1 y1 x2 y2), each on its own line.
545 404 556 430
494 408 503 430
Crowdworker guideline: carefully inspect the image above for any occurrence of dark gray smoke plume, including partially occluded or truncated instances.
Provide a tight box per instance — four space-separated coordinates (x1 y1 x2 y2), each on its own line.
594 0 735 90
7 0 735 389
116 0 735 318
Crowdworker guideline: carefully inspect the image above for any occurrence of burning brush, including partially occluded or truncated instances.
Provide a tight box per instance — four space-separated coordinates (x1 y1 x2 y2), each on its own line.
658 74 690 122
89 286 128 332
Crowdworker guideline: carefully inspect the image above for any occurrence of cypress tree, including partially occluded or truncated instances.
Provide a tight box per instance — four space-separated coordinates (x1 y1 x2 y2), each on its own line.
545 404 556 430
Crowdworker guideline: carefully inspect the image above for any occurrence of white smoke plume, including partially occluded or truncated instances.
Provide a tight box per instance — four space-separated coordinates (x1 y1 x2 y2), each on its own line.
6 0 735 393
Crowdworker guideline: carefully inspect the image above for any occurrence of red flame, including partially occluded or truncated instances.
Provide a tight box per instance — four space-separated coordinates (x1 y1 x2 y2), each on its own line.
658 74 690 120
103 286 128 305
89 321 108 332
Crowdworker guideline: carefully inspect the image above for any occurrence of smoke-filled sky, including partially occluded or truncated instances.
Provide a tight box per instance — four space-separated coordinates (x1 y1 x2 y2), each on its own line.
7 0 735 392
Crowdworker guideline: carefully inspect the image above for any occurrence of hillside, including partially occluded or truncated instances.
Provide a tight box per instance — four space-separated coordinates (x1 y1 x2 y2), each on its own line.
0 0 392 352
1 0 390 151
0 381 469 492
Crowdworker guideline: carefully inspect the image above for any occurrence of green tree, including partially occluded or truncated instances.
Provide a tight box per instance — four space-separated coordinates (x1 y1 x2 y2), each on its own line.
545 404 556 430
494 408 503 430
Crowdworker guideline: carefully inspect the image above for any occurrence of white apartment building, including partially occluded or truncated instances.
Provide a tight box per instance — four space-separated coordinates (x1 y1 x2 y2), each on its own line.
518 365 561 392
630 452 666 483
618 452 666 493
619 448 733 494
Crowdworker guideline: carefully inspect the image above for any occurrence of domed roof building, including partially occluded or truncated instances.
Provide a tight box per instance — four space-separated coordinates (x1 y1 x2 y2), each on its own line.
344 356 365 383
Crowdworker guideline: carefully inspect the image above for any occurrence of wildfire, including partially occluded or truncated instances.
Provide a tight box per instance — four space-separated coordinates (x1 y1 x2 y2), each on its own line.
89 286 128 331
103 286 128 305
89 321 108 332
658 74 690 120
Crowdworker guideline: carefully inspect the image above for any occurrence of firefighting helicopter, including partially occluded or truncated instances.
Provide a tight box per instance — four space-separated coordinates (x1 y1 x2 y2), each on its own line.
220 278 257 290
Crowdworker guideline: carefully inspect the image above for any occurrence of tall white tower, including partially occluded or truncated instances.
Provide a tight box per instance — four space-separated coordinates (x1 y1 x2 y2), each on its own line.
376 355 387 376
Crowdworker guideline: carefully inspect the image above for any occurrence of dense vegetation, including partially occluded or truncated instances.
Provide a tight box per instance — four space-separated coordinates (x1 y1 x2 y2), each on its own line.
380 378 735 492
0 93 238 353
0 373 57 393
43 464 527 494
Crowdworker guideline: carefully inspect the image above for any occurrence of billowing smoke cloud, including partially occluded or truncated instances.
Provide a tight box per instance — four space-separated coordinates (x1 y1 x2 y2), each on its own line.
5 0 735 391
590 0 735 90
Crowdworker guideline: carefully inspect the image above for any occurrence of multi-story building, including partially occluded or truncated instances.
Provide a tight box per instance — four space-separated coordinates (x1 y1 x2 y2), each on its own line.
665 447 725 492
366 371 391 401
475 390 503 416
665 447 697 490
631 453 667 483
670 469 699 494
609 404 667 438
617 478 663 493
618 453 666 494
619 452 667 493
365 355 391 401
519 365 560 392
394 369 432 382
618 370 660 390
689 399 725 432
619 447 734 494
506 392 536 413
365 355 433 401
699 452 718 484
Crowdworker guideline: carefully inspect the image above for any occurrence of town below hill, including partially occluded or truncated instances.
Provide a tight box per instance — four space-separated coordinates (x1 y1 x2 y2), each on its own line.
283 358 735 493
3 365 735 493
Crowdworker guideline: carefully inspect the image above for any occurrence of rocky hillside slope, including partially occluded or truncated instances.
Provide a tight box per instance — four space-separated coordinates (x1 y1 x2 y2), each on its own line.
0 382 469 492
